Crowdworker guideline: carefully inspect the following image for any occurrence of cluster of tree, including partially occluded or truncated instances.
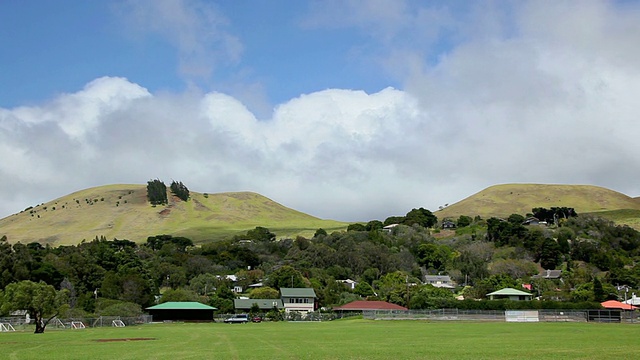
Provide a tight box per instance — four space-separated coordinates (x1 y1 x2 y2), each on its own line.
348 208 438 231
146 179 167 205
2 205 640 333
170 181 190 202
532 207 578 225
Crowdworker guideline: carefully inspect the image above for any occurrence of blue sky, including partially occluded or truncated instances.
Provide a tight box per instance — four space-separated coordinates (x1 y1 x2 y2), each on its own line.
1 0 640 224
0 1 401 114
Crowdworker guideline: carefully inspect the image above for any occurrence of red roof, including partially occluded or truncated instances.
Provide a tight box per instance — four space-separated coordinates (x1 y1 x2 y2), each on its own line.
601 300 637 310
333 300 407 311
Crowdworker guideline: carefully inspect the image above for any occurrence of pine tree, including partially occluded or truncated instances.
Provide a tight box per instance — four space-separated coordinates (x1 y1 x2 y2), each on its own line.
170 181 190 201
146 179 167 205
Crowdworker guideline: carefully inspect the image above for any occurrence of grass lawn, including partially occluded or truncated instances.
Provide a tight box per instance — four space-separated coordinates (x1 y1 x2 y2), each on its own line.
1 319 639 359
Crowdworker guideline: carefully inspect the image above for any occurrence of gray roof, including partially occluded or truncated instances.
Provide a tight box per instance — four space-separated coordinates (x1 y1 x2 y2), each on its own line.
280 288 316 298
532 269 562 279
234 299 283 310
425 275 451 282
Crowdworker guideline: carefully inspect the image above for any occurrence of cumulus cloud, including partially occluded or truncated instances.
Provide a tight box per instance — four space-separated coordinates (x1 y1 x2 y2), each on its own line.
2 0 640 222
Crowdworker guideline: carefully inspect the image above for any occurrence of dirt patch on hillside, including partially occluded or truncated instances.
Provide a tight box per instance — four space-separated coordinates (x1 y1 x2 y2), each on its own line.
158 208 171 216
94 338 156 342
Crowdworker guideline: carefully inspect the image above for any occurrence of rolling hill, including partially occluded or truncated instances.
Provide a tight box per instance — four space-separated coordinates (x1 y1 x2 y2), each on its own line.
435 184 640 228
0 184 348 245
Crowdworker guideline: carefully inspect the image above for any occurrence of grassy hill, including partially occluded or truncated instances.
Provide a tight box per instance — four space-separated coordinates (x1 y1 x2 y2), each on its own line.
0 184 348 245
436 184 640 228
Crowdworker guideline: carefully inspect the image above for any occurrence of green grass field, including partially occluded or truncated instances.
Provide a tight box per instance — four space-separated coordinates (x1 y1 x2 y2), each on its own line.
2 319 639 359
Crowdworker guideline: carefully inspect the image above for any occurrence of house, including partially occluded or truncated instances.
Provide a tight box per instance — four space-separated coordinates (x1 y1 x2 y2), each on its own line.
487 288 533 301
146 302 216 321
280 288 316 314
233 298 283 312
532 269 562 279
424 275 455 289
247 282 264 289
601 300 637 311
337 279 357 290
442 220 456 230
333 300 407 312
382 224 399 233
624 294 640 306
522 217 540 226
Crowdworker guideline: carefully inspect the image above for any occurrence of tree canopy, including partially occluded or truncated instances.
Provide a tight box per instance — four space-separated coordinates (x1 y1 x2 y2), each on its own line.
1 280 61 333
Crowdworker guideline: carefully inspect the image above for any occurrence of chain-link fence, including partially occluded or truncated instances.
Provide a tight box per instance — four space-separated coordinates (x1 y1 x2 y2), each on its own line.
0 315 152 331
362 309 638 323
214 311 359 323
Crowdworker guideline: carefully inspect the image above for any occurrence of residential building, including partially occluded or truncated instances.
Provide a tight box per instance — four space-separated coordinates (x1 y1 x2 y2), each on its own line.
487 288 533 301
424 275 455 289
280 288 316 314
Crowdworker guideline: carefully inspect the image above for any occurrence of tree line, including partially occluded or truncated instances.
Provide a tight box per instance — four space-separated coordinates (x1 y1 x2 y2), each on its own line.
2 205 640 333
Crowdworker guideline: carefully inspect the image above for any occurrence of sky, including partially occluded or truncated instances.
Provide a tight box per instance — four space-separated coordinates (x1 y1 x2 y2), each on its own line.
1 0 640 222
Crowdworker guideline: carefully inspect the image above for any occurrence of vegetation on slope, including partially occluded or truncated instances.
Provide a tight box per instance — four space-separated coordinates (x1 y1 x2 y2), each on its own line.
0 184 347 245
436 184 640 227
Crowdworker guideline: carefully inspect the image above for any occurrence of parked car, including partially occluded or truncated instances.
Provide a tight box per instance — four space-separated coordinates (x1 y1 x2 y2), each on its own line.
251 316 262 323
224 314 249 324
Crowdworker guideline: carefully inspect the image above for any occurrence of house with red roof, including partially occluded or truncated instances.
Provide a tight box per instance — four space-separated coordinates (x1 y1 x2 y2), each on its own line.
333 300 407 312
601 300 637 311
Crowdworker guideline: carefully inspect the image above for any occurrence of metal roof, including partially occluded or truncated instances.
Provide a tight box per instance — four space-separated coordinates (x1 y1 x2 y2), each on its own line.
280 288 316 298
146 302 216 310
486 288 532 296
234 299 283 309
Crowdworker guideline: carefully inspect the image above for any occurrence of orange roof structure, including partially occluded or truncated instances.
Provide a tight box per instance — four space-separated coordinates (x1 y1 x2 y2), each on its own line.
601 300 637 310
333 300 407 311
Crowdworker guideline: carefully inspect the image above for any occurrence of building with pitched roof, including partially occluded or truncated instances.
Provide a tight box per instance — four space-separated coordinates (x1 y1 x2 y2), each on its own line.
487 288 533 301
233 298 283 311
601 300 637 311
280 288 316 313
146 302 216 321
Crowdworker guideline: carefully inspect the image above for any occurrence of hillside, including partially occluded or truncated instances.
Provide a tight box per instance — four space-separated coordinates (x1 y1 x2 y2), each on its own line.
0 184 348 245
436 184 640 227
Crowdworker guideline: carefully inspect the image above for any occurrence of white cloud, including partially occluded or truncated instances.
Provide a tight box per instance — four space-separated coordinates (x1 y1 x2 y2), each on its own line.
2 0 640 223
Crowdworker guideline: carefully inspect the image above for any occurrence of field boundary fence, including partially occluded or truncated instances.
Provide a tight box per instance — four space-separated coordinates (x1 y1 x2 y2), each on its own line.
0 315 152 331
362 309 638 323
213 311 359 323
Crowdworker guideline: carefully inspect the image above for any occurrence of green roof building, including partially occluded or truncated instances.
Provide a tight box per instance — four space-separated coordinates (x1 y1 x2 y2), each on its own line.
487 288 533 301
146 302 216 321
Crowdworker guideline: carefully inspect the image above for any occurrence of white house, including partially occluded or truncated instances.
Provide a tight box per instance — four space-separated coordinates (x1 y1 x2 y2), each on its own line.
424 275 455 289
337 279 357 290
280 288 316 314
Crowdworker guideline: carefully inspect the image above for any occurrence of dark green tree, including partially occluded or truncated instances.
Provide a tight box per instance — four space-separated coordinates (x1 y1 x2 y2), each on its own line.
415 243 452 272
246 227 276 242
266 265 306 290
313 228 328 238
366 220 384 231
538 238 562 270
456 215 473 228
147 179 168 205
347 223 366 232
593 277 605 302
170 181 190 201
404 208 438 228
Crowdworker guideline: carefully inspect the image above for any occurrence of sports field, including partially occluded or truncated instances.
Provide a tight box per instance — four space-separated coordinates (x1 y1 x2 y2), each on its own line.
1 319 639 359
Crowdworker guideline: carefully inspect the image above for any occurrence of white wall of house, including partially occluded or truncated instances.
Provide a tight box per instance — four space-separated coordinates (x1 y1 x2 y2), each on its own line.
282 297 314 313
